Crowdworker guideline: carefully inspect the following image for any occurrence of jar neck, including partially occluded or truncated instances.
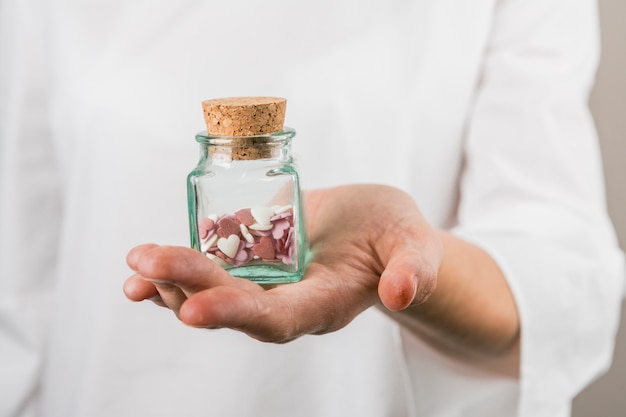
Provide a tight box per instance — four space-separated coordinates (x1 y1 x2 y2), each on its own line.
195 128 295 162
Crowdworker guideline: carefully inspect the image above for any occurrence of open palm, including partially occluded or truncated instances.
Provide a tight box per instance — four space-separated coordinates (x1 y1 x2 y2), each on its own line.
124 184 443 343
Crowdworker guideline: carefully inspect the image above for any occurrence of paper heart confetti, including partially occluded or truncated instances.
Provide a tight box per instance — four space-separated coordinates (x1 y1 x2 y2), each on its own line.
272 218 291 239
253 236 276 260
198 217 215 240
251 206 274 226
216 217 241 238
198 204 296 268
217 234 240 259
235 208 255 226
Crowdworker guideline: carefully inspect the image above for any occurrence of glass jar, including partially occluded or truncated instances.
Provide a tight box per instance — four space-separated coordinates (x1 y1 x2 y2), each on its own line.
187 127 307 284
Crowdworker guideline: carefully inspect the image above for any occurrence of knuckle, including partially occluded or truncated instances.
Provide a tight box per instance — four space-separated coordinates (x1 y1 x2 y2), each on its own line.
245 298 301 344
139 250 172 279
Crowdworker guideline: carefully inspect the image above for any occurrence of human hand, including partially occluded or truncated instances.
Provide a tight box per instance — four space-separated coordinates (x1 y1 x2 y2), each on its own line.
124 184 443 342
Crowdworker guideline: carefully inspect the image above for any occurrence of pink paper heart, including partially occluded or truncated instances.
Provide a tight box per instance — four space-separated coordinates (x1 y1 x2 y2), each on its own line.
252 236 275 260
235 208 255 226
272 219 291 240
217 217 241 238
198 217 215 240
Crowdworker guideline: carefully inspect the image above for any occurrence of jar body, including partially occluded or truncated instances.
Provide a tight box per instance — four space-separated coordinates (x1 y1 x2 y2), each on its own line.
187 128 307 283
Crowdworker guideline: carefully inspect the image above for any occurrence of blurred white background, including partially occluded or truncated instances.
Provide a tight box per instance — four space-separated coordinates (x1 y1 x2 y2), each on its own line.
572 0 626 416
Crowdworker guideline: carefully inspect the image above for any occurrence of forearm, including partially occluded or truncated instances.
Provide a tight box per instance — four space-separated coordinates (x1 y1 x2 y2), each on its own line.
383 231 520 375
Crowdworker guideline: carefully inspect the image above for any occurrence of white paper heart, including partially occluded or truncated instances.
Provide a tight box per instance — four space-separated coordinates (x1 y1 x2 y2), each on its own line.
251 206 274 226
273 204 292 214
248 223 273 231
239 224 255 243
206 253 228 267
217 234 240 258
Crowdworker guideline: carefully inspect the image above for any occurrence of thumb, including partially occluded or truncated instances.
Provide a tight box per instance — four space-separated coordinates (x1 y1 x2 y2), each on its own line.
378 248 438 311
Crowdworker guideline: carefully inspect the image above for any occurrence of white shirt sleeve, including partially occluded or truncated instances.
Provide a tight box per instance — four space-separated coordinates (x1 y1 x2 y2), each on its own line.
0 1 61 416
451 0 625 414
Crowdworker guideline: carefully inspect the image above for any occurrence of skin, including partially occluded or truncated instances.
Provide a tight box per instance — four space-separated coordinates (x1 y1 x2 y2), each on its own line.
124 184 520 376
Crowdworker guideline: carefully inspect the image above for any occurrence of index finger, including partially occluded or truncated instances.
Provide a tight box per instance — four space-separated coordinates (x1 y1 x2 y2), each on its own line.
132 245 237 291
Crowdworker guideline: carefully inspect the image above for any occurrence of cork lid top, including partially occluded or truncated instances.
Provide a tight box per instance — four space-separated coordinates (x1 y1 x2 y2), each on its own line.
202 96 286 137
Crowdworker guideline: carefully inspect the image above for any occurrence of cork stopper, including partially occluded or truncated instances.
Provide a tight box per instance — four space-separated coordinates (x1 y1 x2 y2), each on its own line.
202 97 286 137
201 97 288 161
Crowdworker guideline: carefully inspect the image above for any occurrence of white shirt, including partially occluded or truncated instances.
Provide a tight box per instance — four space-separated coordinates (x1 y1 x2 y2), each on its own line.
1 0 624 416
